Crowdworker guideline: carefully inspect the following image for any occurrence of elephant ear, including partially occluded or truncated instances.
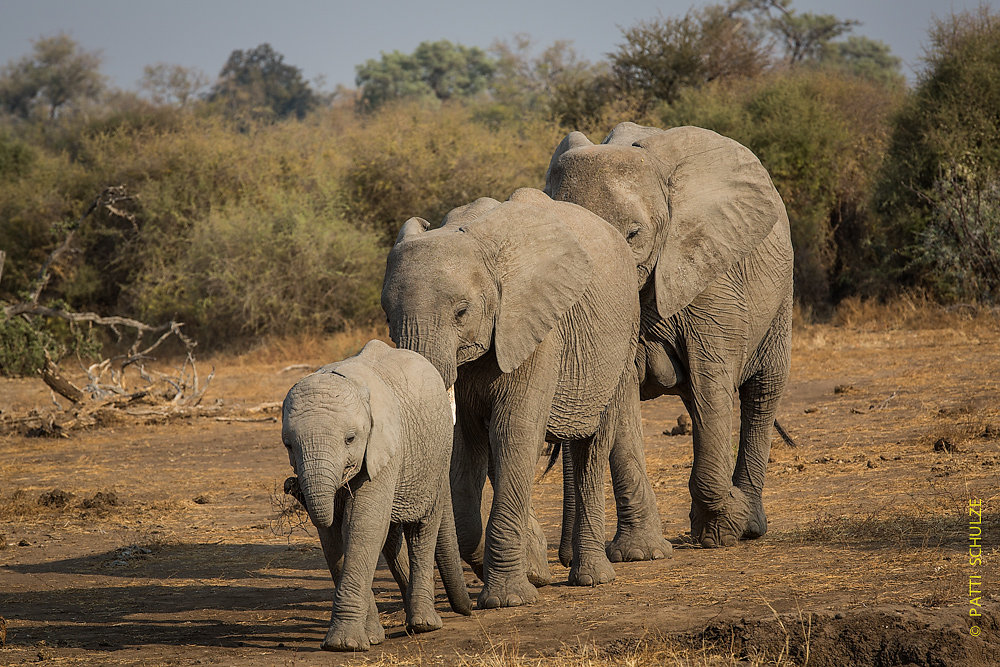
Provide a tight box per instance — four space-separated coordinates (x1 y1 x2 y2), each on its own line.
637 126 784 318
338 351 403 482
543 131 593 195
471 192 593 373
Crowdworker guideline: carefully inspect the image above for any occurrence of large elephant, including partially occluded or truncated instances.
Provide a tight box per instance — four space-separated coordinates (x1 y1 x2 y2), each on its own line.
381 188 669 609
545 123 793 548
281 339 471 651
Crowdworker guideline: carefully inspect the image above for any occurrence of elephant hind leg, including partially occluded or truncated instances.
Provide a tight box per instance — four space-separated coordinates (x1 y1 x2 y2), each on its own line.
735 302 791 539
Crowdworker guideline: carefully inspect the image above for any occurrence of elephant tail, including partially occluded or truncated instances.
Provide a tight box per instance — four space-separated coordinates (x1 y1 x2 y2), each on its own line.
435 491 473 615
773 419 798 447
539 440 564 479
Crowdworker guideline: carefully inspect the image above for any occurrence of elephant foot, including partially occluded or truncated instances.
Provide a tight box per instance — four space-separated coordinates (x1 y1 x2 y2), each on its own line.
607 527 672 562
365 611 385 645
689 486 752 548
406 608 442 634
477 572 539 609
568 553 616 587
525 517 552 587
741 489 767 539
321 620 372 652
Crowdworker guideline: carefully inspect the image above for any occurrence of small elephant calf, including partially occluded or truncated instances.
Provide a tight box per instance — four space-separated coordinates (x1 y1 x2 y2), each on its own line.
281 339 471 651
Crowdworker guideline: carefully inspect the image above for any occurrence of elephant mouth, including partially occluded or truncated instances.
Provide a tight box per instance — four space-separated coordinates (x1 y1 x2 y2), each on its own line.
457 342 487 364
636 264 651 289
342 462 358 484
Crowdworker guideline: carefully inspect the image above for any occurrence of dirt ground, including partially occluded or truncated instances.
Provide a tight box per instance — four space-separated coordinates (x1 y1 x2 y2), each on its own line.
2 310 999 665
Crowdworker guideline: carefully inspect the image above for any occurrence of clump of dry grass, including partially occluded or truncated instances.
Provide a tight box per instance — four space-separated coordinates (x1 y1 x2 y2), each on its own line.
793 293 1000 333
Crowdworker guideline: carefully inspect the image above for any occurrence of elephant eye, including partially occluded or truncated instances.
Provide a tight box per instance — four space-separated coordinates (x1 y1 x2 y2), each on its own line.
626 226 641 241
455 304 469 320
345 431 356 445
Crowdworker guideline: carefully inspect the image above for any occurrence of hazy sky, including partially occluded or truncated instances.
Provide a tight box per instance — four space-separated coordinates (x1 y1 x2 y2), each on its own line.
1 1 995 92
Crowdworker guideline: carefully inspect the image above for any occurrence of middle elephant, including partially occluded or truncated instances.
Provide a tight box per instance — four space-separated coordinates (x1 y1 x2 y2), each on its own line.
381 188 669 609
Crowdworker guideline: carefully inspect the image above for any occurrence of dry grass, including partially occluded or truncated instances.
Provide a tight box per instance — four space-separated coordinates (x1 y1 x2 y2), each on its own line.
795 292 1000 332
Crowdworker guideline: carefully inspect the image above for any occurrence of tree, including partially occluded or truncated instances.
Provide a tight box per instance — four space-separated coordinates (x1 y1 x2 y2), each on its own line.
874 7 1000 301
0 34 104 120
489 36 613 127
609 3 768 106
140 63 209 106
208 44 317 121
818 36 903 86
355 40 495 111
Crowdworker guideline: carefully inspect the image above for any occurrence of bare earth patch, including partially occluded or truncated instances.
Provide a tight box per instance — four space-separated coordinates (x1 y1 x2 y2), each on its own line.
1 318 998 665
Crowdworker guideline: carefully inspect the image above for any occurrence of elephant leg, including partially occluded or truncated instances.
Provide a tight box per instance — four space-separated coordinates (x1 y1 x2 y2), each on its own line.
524 503 551 586
450 399 489 581
606 365 671 563
381 523 410 596
402 514 444 634
490 455 550 586
734 303 791 539
559 442 575 567
322 480 394 652
685 372 752 549
316 494 386 646
567 429 615 587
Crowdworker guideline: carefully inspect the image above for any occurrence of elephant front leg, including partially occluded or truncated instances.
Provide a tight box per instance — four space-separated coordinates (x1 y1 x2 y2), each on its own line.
685 378 752 548
450 401 489 581
316 498 384 646
403 515 444 633
606 367 671 563
321 482 394 652
567 435 616 587
478 445 540 608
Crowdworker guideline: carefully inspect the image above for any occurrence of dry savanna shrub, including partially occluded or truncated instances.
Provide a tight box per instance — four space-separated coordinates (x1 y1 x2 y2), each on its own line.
339 100 563 242
659 68 903 305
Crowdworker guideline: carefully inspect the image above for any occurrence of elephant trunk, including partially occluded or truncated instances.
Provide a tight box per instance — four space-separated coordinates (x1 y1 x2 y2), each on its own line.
393 319 458 389
298 454 343 529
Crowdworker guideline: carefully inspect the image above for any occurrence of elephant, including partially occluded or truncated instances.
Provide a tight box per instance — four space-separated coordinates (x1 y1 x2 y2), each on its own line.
545 123 793 549
281 339 472 651
381 187 670 610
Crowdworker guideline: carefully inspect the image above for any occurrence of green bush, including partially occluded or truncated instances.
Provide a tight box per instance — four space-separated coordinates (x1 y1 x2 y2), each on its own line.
874 7 1000 301
659 69 902 304
340 101 562 242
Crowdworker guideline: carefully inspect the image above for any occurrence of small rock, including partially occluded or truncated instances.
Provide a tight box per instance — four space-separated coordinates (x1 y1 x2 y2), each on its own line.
797 463 805 471
879 454 889 461
193 495 210 505
664 413 692 436
834 384 854 394
867 460 878 469
850 407 864 414
834 612 845 620
38 489 73 508
804 407 818 414
81 491 119 509
933 438 958 453
18 539 31 547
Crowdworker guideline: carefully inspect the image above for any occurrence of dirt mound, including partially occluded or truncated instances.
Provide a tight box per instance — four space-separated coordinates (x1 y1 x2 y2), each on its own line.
693 606 999 667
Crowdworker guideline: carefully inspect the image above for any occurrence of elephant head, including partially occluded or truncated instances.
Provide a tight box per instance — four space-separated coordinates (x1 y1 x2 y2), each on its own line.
381 189 592 387
544 123 785 319
281 364 401 528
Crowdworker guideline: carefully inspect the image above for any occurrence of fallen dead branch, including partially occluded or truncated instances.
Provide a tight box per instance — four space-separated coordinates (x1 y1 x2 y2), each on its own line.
1 186 215 434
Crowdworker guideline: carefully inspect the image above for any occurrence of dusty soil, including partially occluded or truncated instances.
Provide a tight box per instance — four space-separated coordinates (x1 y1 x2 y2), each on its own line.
2 317 999 665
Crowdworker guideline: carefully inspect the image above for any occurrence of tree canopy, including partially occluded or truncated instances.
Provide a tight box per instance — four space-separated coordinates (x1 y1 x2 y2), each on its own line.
355 40 495 110
207 43 318 121
0 34 104 120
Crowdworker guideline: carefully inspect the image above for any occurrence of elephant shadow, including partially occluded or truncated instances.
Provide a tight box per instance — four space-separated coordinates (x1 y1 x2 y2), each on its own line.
1 542 415 651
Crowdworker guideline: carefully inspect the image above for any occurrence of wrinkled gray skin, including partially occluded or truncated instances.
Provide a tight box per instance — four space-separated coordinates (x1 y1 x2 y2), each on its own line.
382 188 668 610
281 340 471 651
545 123 793 548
